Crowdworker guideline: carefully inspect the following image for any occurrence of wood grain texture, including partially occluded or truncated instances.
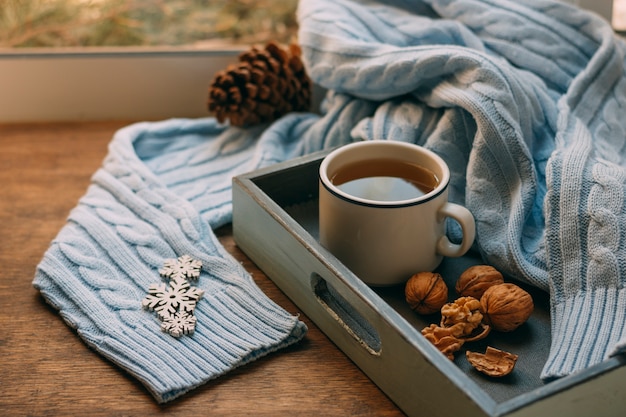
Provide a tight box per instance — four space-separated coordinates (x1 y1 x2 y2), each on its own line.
0 121 405 417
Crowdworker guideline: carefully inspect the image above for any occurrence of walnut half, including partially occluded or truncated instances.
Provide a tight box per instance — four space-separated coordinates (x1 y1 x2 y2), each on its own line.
421 324 464 360
466 346 518 377
440 296 483 338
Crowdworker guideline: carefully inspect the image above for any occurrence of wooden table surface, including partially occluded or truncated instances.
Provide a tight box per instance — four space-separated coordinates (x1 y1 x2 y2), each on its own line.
0 121 405 417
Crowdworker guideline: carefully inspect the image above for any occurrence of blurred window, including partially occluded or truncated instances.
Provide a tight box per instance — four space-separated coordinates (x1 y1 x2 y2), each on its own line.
0 0 298 48
1 0 622 49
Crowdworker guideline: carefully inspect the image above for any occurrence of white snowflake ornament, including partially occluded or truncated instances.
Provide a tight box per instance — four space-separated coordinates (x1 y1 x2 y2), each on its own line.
159 255 202 281
142 279 204 320
142 282 175 317
142 255 205 338
161 311 197 337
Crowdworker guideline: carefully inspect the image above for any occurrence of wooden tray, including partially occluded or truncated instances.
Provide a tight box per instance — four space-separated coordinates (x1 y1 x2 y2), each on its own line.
232 149 626 417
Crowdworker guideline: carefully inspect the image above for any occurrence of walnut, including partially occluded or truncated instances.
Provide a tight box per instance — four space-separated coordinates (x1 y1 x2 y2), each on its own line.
466 346 518 377
421 324 464 360
440 296 483 338
455 265 504 299
480 283 534 332
405 272 448 315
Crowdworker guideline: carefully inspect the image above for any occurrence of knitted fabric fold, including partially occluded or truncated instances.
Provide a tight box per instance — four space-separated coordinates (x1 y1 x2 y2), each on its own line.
295 0 626 380
33 94 379 401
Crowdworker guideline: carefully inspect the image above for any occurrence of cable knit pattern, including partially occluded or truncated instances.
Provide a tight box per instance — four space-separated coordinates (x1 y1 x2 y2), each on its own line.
34 0 626 400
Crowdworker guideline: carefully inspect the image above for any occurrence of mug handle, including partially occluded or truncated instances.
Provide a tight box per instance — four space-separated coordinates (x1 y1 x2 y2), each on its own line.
436 202 476 258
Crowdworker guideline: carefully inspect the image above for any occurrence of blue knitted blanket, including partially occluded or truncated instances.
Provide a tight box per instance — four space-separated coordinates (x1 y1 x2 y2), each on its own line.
296 0 626 379
34 0 626 403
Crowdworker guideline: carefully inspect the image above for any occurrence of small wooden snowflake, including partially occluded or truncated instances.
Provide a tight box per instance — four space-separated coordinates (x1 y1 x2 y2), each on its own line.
161 311 198 338
159 255 202 281
142 279 204 321
142 255 205 338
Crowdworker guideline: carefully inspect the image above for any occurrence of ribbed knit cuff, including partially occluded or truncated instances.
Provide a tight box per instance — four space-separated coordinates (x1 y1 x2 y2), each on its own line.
541 287 626 380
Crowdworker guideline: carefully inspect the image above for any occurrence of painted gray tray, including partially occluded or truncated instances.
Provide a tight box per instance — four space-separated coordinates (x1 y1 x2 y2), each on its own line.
232 149 626 417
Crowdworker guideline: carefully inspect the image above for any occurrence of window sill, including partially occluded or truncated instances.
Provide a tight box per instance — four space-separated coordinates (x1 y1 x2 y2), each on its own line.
0 47 244 122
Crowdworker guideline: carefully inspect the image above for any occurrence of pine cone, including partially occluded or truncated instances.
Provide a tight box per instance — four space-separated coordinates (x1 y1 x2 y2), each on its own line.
207 41 312 127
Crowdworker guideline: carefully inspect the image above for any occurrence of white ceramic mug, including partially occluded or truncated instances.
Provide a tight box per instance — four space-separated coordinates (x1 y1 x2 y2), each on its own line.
319 140 475 286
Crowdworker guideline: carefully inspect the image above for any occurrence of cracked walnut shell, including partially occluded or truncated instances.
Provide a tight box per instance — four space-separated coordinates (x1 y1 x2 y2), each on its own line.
480 283 534 332
405 272 448 315
466 346 518 377
455 265 504 299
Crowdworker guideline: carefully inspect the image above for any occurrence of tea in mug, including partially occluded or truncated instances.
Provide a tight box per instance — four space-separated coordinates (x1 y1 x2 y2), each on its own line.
330 158 440 202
